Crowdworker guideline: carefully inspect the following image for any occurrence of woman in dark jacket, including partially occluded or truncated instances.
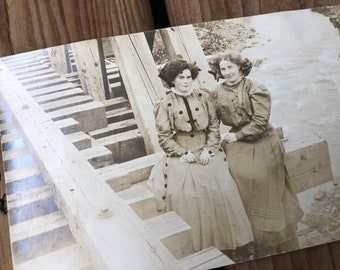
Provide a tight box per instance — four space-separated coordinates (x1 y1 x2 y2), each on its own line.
208 51 304 257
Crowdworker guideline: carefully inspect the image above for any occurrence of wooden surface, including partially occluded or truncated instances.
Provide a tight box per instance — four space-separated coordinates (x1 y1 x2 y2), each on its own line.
164 0 340 26
0 0 155 57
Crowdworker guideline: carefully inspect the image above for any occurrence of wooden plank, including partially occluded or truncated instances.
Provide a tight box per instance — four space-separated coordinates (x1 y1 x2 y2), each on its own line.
144 211 194 259
41 95 93 113
31 84 81 99
284 138 333 193
97 151 164 191
117 181 159 219
14 243 91 270
80 145 113 169
305 244 334 270
66 132 91 150
329 241 340 270
70 39 107 101
96 129 146 164
4 165 41 183
20 73 60 86
47 101 108 132
88 118 138 139
179 247 234 269
110 33 165 154
10 211 68 243
54 118 81 135
48 45 69 75
0 62 183 270
160 26 217 90
1 0 155 57
25 77 70 91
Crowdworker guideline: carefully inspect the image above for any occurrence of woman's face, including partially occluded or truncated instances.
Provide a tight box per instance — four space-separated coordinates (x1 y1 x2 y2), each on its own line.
219 60 243 84
172 69 193 93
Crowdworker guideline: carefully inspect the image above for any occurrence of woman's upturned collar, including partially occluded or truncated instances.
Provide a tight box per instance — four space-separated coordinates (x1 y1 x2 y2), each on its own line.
171 87 194 97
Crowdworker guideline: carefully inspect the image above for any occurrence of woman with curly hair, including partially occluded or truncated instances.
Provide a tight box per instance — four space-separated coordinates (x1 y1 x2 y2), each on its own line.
150 58 254 258
208 51 304 257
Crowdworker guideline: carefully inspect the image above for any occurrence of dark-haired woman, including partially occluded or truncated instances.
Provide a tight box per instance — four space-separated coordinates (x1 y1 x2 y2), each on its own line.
150 59 254 256
209 51 304 257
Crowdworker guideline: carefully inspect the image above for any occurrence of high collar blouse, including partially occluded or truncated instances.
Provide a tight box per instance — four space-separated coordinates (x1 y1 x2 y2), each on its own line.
210 78 272 141
154 88 220 157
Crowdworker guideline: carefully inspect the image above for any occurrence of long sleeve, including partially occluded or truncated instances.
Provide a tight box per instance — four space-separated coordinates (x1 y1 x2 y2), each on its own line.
204 92 220 152
235 84 271 140
154 100 187 156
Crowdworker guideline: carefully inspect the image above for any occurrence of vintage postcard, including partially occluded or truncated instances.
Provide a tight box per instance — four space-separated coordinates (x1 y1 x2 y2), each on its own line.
0 5 339 270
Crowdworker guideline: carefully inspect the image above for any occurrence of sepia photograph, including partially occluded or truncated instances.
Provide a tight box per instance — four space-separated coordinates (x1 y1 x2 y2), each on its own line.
0 5 339 270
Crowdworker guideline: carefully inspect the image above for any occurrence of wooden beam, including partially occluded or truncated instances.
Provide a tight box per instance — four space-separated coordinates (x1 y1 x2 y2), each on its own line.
110 33 166 154
70 39 107 101
47 45 69 75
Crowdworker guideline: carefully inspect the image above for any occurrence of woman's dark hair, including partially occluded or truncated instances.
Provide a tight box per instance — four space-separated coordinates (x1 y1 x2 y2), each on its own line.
208 51 253 81
158 59 201 87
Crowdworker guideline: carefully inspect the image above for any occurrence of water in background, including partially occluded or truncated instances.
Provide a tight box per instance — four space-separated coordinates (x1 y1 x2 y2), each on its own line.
241 9 340 182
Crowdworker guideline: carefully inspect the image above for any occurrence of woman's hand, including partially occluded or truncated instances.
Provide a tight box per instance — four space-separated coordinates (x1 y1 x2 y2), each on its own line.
199 148 212 165
221 132 237 143
180 150 197 163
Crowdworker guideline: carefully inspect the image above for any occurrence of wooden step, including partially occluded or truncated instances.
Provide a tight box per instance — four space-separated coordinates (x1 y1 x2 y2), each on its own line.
11 224 76 265
179 247 234 269
101 97 130 111
35 88 84 104
25 77 71 91
6 172 46 195
0 121 16 135
1 53 38 64
47 101 108 132
54 118 81 135
20 73 61 86
16 68 55 80
5 60 44 70
1 130 21 143
95 129 146 165
106 106 134 124
7 184 52 210
80 145 113 169
5 165 41 183
117 181 159 220
88 118 138 139
97 151 164 191
144 211 194 259
30 82 77 98
2 147 30 162
14 244 92 270
10 211 68 243
12 64 50 76
4 154 35 172
2 137 25 151
107 72 120 83
66 132 91 150
41 95 93 113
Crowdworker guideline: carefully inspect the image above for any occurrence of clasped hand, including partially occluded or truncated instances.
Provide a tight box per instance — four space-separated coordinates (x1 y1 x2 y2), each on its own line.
180 149 212 165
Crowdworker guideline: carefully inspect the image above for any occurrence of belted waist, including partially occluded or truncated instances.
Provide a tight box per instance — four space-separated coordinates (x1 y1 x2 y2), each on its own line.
174 129 207 152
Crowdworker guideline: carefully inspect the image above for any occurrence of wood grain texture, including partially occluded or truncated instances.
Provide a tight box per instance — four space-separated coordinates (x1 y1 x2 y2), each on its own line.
0 0 155 57
164 0 340 25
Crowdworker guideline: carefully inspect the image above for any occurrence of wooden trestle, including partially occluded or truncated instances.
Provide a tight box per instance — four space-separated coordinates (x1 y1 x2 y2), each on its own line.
0 26 334 269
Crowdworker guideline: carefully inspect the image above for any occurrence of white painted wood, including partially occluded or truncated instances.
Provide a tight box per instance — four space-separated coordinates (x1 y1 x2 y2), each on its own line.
14 244 92 270
179 247 234 269
7 185 51 210
66 132 92 150
54 118 81 135
29 83 77 97
71 40 107 101
47 101 108 132
144 211 194 259
0 62 184 270
34 88 84 103
48 45 69 75
2 147 29 161
80 145 113 169
110 33 164 154
25 77 70 91
20 73 60 85
10 211 68 243
5 165 41 183
41 95 93 112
